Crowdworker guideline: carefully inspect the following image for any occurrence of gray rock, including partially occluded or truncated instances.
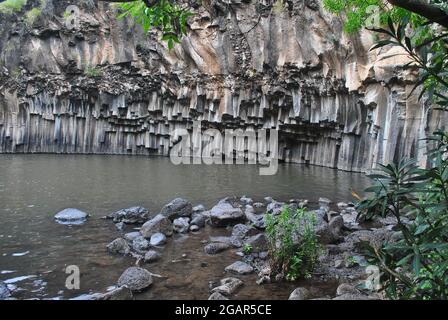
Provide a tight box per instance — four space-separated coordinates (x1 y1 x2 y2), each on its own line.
264 197 274 203
245 209 266 229
160 198 193 220
334 259 344 269
132 236 151 252
232 224 250 239
225 261 254 275
144 250 161 263
211 277 244 296
107 206 149 224
259 251 269 260
150 232 166 246
266 201 284 215
298 200 308 209
117 267 153 292
190 225 200 232
115 222 124 231
208 292 229 300
107 238 131 255
244 234 268 252
97 286 133 300
253 202 264 208
210 201 245 227
191 213 207 228
336 283 360 296
329 215 344 237
54 208 88 224
124 231 141 242
240 196 253 205
173 217 190 233
193 204 206 213
337 202 348 210
140 214 173 238
327 211 339 222
289 287 310 300
210 236 242 248
204 242 231 254
0 281 11 299
319 197 332 209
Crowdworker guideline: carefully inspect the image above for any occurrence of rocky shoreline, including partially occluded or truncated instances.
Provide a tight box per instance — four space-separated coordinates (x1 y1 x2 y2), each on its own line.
0 194 399 301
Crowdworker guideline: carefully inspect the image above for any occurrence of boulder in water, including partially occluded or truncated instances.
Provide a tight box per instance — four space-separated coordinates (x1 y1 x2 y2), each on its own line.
107 238 130 255
289 287 310 300
160 198 193 221
210 200 245 227
173 217 190 233
140 214 173 238
204 242 231 255
106 206 149 224
225 261 254 275
117 267 153 292
150 233 166 246
54 208 88 225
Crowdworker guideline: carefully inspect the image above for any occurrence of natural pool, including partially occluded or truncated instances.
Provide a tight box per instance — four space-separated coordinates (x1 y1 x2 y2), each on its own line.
0 154 369 299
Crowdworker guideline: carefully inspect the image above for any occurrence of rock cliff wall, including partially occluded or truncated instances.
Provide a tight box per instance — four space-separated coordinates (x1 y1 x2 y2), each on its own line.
0 0 446 171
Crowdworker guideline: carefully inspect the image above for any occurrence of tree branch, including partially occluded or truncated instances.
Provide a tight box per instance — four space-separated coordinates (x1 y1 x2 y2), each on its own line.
387 0 448 29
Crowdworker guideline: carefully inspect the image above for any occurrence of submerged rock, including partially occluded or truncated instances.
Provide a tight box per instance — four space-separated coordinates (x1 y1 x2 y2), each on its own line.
150 233 167 246
98 286 133 300
210 236 242 248
70 286 133 301
288 287 310 300
211 277 244 296
54 208 88 224
160 198 193 221
225 261 254 275
107 206 149 224
107 238 130 255
144 250 161 263
140 214 173 238
204 242 231 255
208 292 229 300
210 200 245 227
117 267 153 292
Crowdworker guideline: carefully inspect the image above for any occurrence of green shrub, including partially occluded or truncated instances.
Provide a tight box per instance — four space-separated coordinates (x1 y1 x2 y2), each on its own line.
243 243 253 255
25 7 41 26
265 207 321 281
0 0 27 15
358 154 448 300
84 66 102 78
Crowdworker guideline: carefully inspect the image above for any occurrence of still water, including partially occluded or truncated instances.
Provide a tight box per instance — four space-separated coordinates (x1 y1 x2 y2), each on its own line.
0 155 369 299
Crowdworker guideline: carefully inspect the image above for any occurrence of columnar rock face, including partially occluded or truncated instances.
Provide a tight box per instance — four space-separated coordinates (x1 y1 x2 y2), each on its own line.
0 0 446 171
